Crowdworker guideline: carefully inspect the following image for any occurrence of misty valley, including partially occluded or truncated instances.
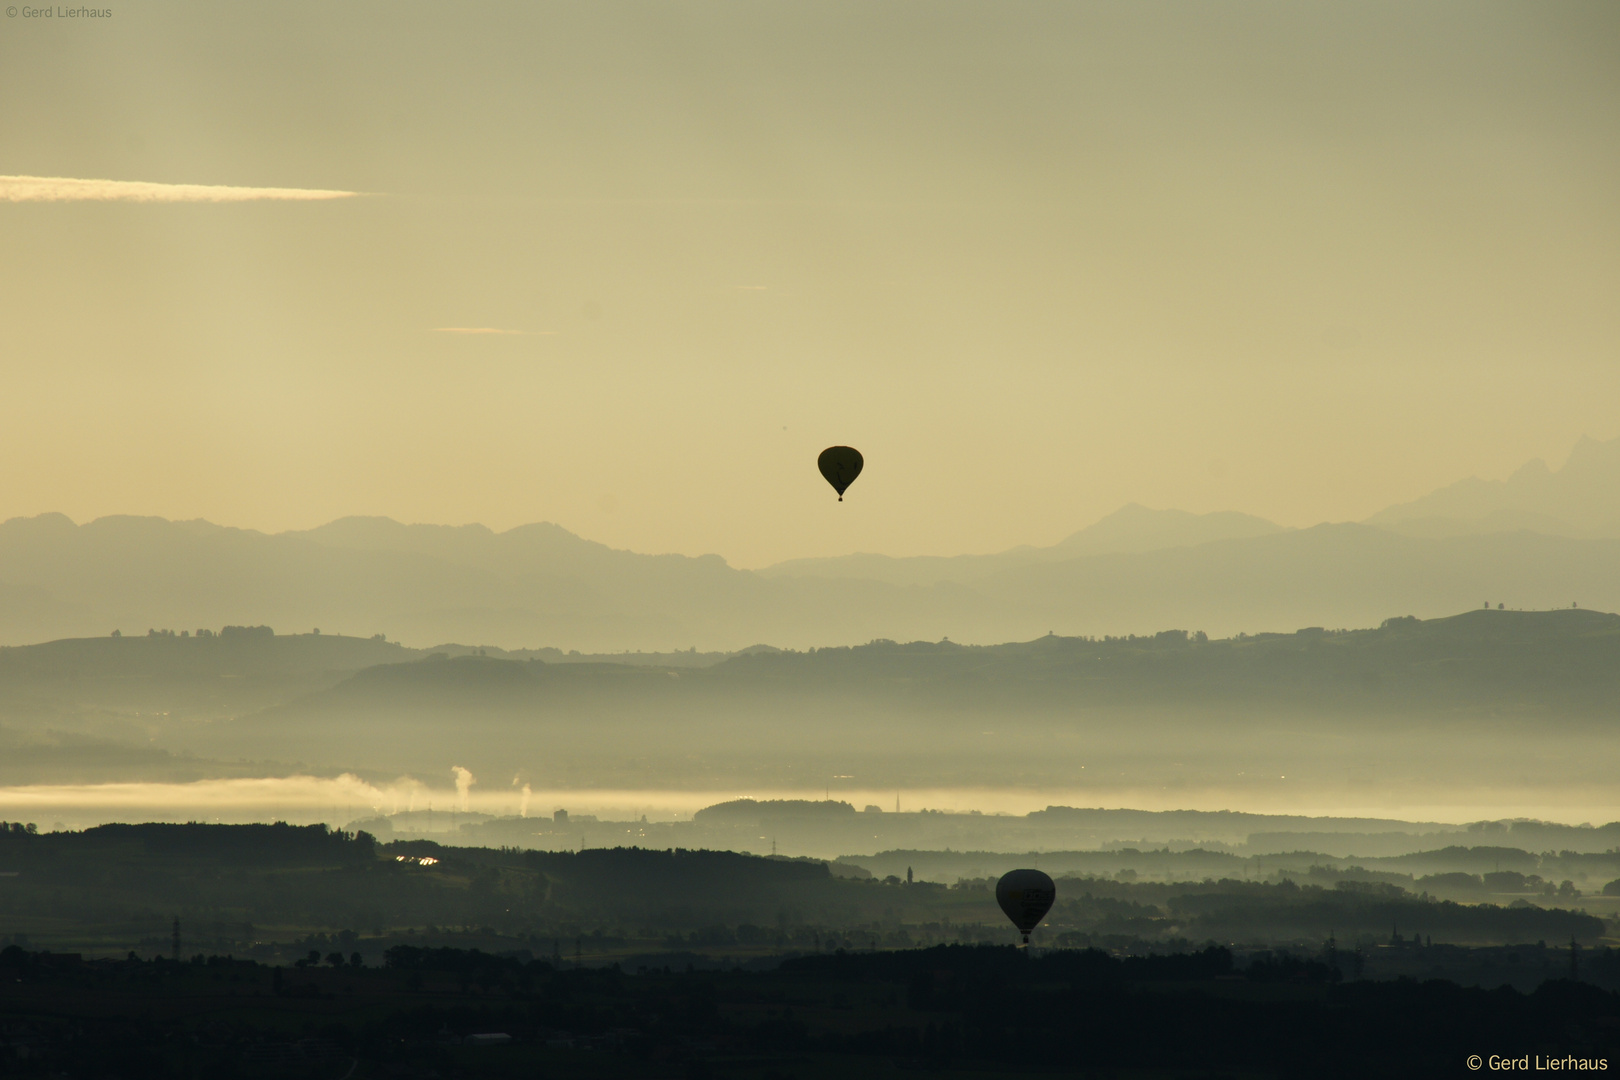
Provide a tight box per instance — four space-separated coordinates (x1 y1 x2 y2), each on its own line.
6 426 1620 1076
2 610 1619 1075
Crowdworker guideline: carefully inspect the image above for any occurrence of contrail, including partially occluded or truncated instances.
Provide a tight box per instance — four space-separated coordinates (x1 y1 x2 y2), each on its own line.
0 175 362 203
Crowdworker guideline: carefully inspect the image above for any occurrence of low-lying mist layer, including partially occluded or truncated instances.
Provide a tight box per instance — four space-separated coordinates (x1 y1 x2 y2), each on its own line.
1 609 1616 831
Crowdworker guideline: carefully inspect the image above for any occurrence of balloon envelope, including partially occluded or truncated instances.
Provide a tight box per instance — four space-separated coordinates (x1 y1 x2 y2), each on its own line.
995 869 1056 943
817 446 863 500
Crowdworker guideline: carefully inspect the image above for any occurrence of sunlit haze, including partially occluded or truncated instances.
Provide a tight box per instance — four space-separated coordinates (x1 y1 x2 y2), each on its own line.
2 1 1616 566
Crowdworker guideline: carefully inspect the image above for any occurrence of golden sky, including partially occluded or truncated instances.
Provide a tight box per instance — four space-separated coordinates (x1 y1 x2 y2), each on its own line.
1 1 1616 567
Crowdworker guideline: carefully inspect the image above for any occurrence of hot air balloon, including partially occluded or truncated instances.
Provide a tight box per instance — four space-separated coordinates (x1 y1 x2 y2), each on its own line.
818 446 863 501
995 869 1055 945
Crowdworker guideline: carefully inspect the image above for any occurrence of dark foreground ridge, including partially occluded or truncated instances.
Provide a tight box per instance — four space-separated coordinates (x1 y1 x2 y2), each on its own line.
1 942 1617 1078
1 823 1612 964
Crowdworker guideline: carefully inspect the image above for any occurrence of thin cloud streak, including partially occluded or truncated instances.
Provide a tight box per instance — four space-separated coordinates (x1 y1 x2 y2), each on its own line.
428 327 554 335
0 175 362 202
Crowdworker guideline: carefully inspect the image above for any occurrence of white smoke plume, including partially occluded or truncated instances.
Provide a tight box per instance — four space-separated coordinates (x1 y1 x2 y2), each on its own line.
451 766 475 812
519 783 533 818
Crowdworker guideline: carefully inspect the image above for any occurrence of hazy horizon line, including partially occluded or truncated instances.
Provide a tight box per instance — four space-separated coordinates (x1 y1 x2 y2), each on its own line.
3 776 1613 832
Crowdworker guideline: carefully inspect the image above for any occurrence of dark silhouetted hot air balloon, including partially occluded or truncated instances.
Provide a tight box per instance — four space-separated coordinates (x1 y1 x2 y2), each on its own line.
818 446 863 501
995 868 1055 944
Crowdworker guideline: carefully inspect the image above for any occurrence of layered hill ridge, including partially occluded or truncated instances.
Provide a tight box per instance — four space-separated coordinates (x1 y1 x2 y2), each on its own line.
5 609 1618 813
286 607 1620 720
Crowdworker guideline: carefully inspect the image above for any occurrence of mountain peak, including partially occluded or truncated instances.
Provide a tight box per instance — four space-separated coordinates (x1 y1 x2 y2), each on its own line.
1563 432 1620 474
1367 433 1620 538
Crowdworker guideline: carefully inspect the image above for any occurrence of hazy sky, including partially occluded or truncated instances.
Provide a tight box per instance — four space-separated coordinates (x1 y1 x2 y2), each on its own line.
2 0 1616 568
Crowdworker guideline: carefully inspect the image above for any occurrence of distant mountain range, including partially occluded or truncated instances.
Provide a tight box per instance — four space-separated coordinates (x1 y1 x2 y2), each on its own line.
1 435 1618 650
